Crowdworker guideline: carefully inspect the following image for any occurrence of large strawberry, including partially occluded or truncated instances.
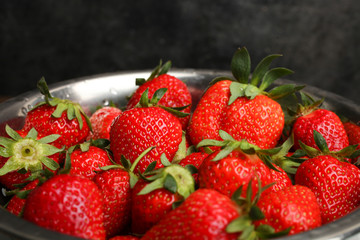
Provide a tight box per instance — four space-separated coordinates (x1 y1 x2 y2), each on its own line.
255 185 322 235
23 174 106 240
87 106 122 140
126 60 192 129
131 156 195 235
0 125 63 189
110 89 184 173
294 130 360 223
290 92 349 151
141 188 240 240
22 77 91 149
187 47 300 149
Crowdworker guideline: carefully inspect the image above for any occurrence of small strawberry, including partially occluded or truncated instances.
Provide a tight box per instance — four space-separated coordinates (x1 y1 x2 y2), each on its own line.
141 188 240 240
294 130 360 223
126 60 192 129
255 185 322 235
187 47 300 150
23 174 106 240
290 92 349 151
93 147 153 238
5 179 39 216
87 106 122 140
68 141 112 180
0 125 63 189
110 88 184 173
22 77 91 149
197 130 282 199
131 155 195 235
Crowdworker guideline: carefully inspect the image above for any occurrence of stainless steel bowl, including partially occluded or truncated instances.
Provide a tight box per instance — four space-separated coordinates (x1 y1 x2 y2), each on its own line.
0 70 359 240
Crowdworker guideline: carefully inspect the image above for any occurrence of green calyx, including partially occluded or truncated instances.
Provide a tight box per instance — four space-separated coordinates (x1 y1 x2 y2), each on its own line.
196 130 280 171
211 47 301 105
134 88 190 118
34 77 92 131
287 91 324 123
138 154 195 199
297 130 360 162
136 60 172 86
226 177 291 240
0 125 63 176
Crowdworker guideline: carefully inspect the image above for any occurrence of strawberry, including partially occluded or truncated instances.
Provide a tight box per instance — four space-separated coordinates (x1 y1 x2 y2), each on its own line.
87 106 122 140
22 77 91 150
68 141 112 180
178 151 209 186
126 60 192 129
93 168 132 237
23 174 106 240
290 93 349 151
0 125 63 189
131 156 195 235
93 146 153 238
5 179 39 216
187 47 300 150
343 121 360 163
255 185 322 235
141 188 240 240
197 130 280 199
294 130 360 223
110 89 183 173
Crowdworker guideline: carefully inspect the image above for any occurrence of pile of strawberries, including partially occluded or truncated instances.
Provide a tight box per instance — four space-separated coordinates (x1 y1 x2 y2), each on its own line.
1 47 360 240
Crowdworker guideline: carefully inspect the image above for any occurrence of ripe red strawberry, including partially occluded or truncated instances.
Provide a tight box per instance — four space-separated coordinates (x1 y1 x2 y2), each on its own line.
295 155 360 224
187 47 299 149
22 77 91 149
197 130 277 199
268 165 292 193
141 188 240 240
292 109 349 151
69 142 112 180
93 168 132 238
23 174 106 240
110 89 183 173
131 158 195 235
0 125 62 189
6 180 39 216
255 185 322 235
126 61 192 129
87 106 122 140
343 121 360 163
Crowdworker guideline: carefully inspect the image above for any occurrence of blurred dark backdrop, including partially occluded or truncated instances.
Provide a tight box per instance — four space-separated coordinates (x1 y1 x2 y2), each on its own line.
1 0 359 103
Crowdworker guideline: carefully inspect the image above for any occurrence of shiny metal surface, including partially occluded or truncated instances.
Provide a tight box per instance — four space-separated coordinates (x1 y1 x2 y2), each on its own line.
0 69 359 240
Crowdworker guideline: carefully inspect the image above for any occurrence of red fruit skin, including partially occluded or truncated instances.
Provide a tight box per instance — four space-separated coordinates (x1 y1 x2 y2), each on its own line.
110 107 182 173
187 80 284 150
23 105 90 149
6 180 39 216
295 155 360 224
178 151 209 185
268 166 293 193
255 185 322 235
70 146 112 180
198 150 273 199
23 174 106 240
88 107 122 140
343 121 360 163
93 169 132 238
131 180 182 235
292 109 349 151
126 74 192 130
142 188 240 240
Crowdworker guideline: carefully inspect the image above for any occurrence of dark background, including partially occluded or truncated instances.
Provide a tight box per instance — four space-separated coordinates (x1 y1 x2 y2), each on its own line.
1 0 359 103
